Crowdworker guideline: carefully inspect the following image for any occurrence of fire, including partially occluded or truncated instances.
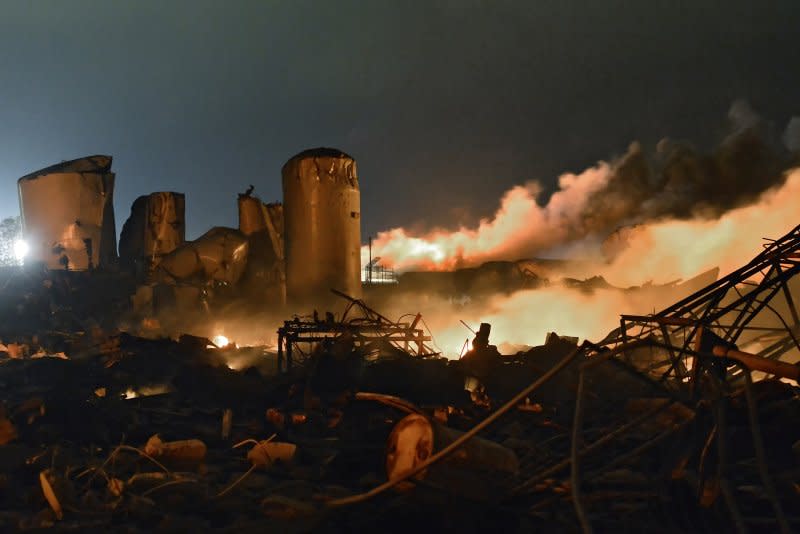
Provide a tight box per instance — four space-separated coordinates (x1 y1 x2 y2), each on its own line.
212 335 230 348
411 284 697 358
366 166 800 286
365 166 800 354
362 163 612 272
602 170 800 285
123 384 173 399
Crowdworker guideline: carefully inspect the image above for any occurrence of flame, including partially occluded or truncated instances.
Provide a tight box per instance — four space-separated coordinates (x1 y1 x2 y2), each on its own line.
366 166 800 285
362 163 612 272
413 284 692 357
212 335 230 348
123 384 173 399
602 169 800 285
366 167 800 354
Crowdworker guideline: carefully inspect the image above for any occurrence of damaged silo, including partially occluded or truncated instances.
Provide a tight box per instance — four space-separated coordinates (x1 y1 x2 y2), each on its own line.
156 227 249 285
238 192 286 304
119 192 186 275
17 155 117 270
132 227 249 316
282 148 361 304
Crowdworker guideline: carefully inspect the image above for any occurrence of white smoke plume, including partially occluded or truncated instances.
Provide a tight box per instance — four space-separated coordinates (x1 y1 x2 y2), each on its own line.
365 102 795 274
373 168 800 355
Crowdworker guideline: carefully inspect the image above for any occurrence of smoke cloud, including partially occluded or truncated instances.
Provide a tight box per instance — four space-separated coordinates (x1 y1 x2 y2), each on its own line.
367 101 795 272
373 168 800 355
366 162 612 271
784 116 800 154
602 167 800 286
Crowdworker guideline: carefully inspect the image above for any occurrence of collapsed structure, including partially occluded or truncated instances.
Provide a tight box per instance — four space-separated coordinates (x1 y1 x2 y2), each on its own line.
237 192 285 304
18 155 117 271
4 152 800 532
14 150 360 329
119 191 186 276
1 224 799 532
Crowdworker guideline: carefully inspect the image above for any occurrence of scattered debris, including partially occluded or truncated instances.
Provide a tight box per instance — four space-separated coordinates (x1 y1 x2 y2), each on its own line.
144 434 207 467
2 210 800 532
276 289 436 372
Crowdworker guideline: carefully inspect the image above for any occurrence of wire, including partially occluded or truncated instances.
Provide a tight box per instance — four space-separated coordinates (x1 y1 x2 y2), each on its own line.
419 316 443 355
459 319 477 334
325 342 587 508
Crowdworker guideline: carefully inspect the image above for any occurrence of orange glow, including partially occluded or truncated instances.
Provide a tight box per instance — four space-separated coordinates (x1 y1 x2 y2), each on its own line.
602 169 800 286
400 284 701 358
365 167 800 354
362 163 612 271
212 335 231 348
366 166 800 285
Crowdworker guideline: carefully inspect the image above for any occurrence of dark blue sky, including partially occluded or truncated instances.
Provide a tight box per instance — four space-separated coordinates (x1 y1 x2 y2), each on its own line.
1 1 798 239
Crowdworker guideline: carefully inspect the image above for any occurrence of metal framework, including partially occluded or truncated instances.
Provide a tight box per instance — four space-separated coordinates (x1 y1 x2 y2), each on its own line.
362 258 397 285
554 224 800 532
276 289 436 372
319 225 800 532
595 223 800 392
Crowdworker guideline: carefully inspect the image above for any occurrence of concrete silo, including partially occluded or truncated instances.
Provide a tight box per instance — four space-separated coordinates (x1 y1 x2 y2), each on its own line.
281 148 361 304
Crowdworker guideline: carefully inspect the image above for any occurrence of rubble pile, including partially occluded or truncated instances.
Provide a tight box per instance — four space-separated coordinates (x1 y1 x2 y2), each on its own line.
1 213 800 532
0 303 798 531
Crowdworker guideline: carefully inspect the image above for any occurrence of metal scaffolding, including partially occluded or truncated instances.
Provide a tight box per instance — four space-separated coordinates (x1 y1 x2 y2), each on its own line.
276 289 435 372
551 224 800 533
594 223 800 392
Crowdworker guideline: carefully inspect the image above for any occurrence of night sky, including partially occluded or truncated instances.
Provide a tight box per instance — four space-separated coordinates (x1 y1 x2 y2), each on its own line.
1 1 798 239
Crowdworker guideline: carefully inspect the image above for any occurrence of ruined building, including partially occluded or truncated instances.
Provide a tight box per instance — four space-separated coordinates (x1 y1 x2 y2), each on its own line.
15 149 362 320
18 155 117 271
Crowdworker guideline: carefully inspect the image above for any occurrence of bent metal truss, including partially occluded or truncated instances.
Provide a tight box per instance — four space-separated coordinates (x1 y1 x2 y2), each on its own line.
597 222 800 391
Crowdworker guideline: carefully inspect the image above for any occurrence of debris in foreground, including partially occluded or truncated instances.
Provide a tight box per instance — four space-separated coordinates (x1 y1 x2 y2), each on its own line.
1 226 800 532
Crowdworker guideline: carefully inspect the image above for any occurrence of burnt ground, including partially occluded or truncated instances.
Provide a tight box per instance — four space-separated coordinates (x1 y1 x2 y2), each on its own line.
0 267 799 532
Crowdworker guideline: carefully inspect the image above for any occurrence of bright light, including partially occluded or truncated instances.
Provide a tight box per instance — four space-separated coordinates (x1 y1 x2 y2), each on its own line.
212 335 230 348
13 239 28 261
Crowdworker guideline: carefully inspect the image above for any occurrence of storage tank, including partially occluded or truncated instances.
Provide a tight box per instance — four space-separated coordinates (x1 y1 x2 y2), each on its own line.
238 193 286 305
282 148 361 304
157 227 249 285
17 155 117 270
119 192 186 275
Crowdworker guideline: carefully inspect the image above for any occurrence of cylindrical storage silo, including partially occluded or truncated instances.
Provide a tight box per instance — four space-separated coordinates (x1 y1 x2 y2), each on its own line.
119 192 186 274
17 155 117 271
238 194 286 306
238 195 269 236
282 148 361 305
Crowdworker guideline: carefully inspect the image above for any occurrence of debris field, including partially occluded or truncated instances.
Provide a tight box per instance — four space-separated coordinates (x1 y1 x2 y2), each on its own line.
3 152 800 533
1 225 800 533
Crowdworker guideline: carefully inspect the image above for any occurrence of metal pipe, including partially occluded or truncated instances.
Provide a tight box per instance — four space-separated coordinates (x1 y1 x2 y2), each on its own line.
712 346 800 381
326 342 589 508
735 364 791 533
